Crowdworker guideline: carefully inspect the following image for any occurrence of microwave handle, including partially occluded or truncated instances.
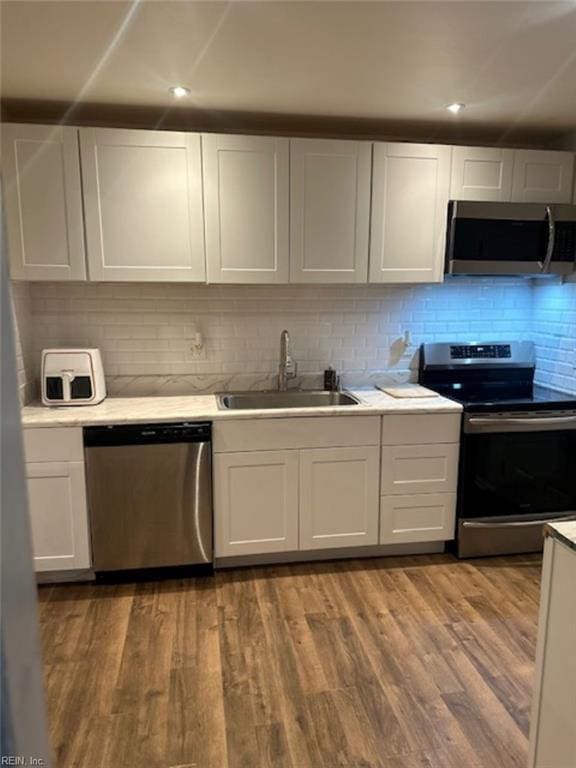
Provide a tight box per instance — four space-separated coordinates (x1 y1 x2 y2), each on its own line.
538 205 556 273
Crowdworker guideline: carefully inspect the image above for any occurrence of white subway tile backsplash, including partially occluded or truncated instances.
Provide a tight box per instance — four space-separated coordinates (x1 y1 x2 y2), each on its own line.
533 280 576 395
10 276 574 400
10 281 34 404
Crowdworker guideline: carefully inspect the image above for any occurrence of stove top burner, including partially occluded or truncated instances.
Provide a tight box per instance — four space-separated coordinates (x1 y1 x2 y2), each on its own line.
418 341 576 413
436 384 576 413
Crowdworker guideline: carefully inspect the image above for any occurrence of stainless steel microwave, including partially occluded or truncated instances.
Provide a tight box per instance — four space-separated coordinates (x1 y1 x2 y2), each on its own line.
445 201 576 277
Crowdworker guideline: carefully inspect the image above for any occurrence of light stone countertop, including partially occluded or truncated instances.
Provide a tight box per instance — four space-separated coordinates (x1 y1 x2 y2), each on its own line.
545 521 576 553
21 385 462 428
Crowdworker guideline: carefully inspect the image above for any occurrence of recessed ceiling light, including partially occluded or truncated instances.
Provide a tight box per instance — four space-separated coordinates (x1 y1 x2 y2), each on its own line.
169 86 191 99
446 102 466 115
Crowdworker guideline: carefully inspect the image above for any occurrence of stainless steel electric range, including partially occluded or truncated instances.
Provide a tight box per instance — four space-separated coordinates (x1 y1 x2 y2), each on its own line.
419 341 576 558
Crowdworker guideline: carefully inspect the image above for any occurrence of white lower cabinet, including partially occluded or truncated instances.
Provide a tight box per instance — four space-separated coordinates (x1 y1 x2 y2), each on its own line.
214 444 379 558
24 427 91 573
379 413 460 546
26 461 91 571
213 417 381 559
380 493 456 545
380 444 459 496
213 414 462 559
528 536 576 768
214 450 299 557
299 447 379 550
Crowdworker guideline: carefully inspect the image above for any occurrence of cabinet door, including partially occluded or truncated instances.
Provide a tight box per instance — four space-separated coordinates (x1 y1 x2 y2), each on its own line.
26 461 91 571
2 123 86 280
300 446 379 550
290 139 371 283
369 143 451 284
214 450 298 557
203 134 289 283
81 128 205 281
511 150 574 203
380 492 456 545
380 444 459 496
528 538 576 768
451 146 514 201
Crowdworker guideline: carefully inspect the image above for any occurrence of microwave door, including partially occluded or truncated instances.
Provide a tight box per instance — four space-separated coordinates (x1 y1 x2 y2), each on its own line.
448 220 548 275
445 201 567 276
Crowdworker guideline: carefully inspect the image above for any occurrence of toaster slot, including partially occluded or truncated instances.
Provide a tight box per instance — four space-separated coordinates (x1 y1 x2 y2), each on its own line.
71 376 93 400
45 376 64 401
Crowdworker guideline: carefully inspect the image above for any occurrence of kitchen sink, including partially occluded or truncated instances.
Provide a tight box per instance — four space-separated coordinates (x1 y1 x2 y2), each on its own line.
217 390 361 410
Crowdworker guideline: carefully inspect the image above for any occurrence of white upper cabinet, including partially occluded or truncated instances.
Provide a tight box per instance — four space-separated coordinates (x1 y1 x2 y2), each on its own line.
290 138 371 283
80 128 205 282
2 123 86 281
451 146 574 204
511 150 574 203
202 134 289 283
369 142 451 284
450 146 515 201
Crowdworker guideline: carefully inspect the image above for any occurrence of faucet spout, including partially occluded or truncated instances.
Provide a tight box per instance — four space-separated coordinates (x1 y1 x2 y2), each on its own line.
278 330 297 391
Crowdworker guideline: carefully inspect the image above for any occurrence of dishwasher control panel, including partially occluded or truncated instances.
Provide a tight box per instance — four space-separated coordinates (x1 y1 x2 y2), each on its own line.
84 421 211 447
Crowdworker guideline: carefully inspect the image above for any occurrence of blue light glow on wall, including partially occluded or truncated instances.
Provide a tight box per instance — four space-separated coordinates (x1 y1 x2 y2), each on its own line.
532 280 576 394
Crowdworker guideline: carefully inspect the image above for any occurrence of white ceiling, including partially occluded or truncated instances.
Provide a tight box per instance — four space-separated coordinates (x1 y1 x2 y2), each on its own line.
2 1 576 143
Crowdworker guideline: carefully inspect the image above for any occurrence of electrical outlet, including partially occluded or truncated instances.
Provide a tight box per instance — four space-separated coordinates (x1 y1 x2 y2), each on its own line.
189 345 206 360
189 331 205 360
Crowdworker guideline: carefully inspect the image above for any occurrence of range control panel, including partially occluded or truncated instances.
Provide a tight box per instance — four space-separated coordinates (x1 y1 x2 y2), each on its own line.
450 344 512 360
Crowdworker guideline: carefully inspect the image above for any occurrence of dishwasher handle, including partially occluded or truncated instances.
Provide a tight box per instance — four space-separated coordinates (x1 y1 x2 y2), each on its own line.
84 421 211 447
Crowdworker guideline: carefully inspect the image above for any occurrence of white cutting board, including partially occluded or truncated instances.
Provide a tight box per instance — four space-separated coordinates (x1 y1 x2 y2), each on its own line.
378 384 438 399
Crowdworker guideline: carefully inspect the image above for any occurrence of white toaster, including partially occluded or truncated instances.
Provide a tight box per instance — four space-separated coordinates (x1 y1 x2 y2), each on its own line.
41 348 107 406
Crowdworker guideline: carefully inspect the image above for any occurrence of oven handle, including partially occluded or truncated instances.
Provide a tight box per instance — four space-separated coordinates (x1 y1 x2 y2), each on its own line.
466 415 576 432
462 515 576 529
538 205 556 273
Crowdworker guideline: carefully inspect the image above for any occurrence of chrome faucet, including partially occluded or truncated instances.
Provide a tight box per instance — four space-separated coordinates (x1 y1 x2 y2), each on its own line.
278 330 297 391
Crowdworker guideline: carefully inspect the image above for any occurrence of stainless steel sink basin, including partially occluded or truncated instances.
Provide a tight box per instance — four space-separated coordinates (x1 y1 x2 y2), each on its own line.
217 390 361 410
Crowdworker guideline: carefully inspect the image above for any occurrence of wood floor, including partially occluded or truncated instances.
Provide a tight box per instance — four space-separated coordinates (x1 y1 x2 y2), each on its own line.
38 553 542 768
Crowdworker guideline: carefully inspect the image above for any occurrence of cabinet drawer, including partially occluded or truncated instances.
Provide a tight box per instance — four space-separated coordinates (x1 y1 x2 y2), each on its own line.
213 416 380 453
381 413 460 445
380 492 456 544
23 428 84 463
381 443 459 495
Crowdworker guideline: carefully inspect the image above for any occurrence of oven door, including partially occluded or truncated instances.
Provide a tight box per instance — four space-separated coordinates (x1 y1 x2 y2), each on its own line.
457 412 576 556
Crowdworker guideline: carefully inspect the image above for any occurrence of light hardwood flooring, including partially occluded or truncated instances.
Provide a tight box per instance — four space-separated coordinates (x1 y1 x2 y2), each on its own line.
38 553 542 768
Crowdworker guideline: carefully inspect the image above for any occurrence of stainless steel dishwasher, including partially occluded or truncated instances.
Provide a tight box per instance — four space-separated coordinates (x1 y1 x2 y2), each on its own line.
84 422 212 574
